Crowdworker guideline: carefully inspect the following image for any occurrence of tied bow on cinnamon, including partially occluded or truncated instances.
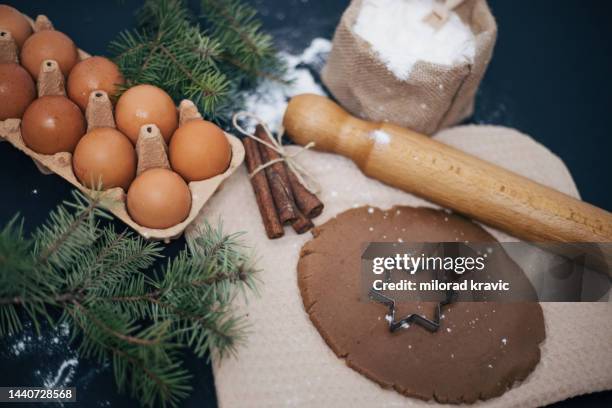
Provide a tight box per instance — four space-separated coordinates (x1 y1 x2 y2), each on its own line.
232 111 324 239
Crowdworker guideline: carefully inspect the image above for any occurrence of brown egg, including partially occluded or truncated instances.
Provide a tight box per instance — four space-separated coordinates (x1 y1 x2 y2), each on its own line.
20 30 79 79
67 56 125 110
0 63 36 120
0 5 32 49
127 168 191 229
169 120 231 182
72 127 136 191
21 95 85 154
115 84 178 144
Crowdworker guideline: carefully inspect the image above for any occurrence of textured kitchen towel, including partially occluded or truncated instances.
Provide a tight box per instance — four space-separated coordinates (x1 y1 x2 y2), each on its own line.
186 125 612 408
322 0 497 135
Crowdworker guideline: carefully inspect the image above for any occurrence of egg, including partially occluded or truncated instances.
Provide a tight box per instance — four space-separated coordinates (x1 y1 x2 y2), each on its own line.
0 5 32 49
115 84 178 144
72 127 136 191
169 120 231 182
67 56 125 110
127 168 191 229
21 95 85 154
20 30 79 79
0 63 36 120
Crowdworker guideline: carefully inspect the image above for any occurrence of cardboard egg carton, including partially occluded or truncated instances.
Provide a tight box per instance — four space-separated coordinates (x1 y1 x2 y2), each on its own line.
0 13 245 241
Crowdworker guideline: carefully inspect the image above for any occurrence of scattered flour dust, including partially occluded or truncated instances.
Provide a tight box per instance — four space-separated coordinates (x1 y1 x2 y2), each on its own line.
3 321 79 390
370 129 391 145
44 358 79 388
243 37 332 132
353 0 476 80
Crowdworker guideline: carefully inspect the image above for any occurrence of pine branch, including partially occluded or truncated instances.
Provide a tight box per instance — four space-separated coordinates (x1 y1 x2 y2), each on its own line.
36 196 97 264
0 190 258 407
110 0 285 124
73 300 161 346
66 305 190 407
200 0 275 68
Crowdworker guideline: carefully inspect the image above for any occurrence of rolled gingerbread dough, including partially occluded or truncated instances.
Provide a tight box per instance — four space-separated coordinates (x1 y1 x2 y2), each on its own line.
298 206 545 403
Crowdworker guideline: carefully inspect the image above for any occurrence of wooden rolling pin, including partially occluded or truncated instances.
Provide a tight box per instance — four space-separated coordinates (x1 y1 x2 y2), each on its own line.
283 94 612 275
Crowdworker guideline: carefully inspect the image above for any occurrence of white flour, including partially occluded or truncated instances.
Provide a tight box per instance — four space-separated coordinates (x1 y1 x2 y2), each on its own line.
3 321 79 391
371 130 391 145
43 358 78 388
353 0 476 80
243 38 331 133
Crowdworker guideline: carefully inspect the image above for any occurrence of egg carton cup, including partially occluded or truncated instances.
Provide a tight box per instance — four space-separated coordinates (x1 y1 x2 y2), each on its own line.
0 13 245 242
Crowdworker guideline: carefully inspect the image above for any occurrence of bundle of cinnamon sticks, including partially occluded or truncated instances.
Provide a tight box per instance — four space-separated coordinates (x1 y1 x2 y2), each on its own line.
243 125 323 239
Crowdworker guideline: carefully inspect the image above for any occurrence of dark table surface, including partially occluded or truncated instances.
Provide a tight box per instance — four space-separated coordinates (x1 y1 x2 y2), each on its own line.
0 1 611 407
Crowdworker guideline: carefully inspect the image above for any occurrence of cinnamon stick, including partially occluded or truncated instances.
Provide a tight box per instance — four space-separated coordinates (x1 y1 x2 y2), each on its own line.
243 138 284 239
292 210 314 234
256 125 314 234
287 171 324 218
257 126 297 224
256 126 324 219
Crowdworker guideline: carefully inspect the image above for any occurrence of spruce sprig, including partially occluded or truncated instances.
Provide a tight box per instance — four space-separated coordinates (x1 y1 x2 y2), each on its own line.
110 0 284 124
0 191 258 407
200 0 280 84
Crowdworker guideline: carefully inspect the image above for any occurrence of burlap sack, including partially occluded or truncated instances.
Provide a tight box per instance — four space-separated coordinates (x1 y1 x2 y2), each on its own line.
322 0 497 135
187 125 612 408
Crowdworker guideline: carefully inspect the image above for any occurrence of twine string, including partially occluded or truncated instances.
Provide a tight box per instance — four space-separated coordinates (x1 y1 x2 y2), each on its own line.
231 111 320 194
